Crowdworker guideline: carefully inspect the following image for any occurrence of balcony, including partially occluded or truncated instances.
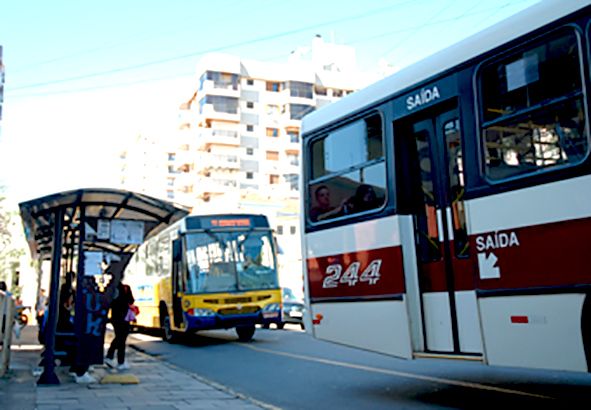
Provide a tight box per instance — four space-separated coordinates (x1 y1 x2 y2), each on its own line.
199 153 240 170
194 177 238 195
200 79 240 98
198 103 240 123
196 128 240 149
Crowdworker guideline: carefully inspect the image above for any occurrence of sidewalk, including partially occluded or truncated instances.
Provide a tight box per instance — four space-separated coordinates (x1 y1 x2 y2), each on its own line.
1 325 273 410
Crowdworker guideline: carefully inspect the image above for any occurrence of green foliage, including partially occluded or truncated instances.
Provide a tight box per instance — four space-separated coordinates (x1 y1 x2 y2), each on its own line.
0 191 26 288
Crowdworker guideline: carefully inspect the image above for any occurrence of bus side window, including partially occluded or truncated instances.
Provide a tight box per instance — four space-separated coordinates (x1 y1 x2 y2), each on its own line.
307 113 386 223
479 28 589 180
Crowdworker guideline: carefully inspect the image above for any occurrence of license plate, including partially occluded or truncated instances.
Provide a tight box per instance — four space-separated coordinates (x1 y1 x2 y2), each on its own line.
289 311 303 318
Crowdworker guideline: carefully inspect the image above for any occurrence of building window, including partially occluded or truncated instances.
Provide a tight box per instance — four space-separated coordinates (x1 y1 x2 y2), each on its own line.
167 177 175 186
290 226 296 235
287 153 299 166
200 71 239 90
315 85 328 96
270 174 280 184
289 104 315 120
246 172 254 179
266 151 279 160
167 165 176 174
277 225 284 235
199 95 239 114
167 190 174 199
167 152 176 161
266 81 281 92
246 147 254 155
287 81 313 99
246 101 254 109
246 124 254 132
246 78 254 85
287 129 300 143
284 173 299 191
266 128 279 137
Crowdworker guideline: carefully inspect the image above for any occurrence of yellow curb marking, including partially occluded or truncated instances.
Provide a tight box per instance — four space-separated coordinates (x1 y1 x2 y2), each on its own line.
100 374 140 384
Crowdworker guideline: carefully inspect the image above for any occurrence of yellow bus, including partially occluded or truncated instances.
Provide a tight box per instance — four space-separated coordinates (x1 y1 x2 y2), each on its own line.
124 214 282 342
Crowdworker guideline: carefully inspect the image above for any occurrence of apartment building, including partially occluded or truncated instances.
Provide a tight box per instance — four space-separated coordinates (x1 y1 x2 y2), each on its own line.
120 37 364 294
179 36 362 204
119 133 181 202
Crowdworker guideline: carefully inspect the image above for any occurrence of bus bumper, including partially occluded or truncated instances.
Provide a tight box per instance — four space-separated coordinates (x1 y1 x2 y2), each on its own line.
184 311 281 331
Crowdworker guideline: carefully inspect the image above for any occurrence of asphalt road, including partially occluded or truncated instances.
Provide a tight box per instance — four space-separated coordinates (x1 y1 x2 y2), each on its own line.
128 326 591 409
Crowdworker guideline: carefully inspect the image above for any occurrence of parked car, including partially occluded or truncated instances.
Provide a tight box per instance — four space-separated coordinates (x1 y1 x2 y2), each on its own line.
263 288 305 330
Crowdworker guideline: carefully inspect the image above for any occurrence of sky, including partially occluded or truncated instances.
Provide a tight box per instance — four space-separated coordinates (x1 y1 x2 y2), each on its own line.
0 0 540 205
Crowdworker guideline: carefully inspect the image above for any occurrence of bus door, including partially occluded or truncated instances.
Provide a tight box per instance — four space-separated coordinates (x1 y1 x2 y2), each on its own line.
171 238 184 328
396 104 482 355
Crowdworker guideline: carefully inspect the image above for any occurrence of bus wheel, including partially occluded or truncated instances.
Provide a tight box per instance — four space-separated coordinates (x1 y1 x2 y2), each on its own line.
236 325 255 342
276 322 285 330
162 315 177 343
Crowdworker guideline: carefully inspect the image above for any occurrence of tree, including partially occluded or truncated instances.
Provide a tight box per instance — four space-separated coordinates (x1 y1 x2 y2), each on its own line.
0 189 25 291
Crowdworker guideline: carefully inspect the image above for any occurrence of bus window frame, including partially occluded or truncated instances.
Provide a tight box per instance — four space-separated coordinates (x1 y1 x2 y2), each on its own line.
305 110 389 226
474 23 591 186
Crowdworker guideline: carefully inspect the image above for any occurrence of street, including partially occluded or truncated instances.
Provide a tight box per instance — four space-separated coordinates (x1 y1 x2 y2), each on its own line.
128 325 591 409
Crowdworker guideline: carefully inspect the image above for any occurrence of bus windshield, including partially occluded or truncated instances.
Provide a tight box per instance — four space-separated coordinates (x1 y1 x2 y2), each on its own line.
184 229 278 293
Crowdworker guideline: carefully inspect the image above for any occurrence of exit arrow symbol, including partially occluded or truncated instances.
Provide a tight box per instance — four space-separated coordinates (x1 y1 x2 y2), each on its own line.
478 252 500 279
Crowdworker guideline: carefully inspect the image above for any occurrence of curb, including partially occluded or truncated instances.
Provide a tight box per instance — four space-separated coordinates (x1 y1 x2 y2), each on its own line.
129 343 281 410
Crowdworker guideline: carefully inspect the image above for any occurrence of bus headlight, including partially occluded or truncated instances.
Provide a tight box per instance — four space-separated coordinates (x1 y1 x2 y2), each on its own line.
262 303 280 318
187 308 216 317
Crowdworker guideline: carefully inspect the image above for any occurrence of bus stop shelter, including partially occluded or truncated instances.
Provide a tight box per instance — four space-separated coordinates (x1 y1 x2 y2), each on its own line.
19 188 189 384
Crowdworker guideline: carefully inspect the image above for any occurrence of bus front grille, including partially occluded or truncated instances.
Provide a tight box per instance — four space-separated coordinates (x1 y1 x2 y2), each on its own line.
223 297 252 304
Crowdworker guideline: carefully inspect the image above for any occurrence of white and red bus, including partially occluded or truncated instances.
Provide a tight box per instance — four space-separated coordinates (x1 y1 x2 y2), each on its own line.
300 0 591 373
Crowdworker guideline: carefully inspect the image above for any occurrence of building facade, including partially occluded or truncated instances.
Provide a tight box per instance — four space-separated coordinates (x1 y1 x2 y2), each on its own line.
120 37 364 297
182 38 361 206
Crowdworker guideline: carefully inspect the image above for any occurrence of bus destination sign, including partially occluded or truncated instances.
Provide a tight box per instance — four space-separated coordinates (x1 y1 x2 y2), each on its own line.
210 218 252 227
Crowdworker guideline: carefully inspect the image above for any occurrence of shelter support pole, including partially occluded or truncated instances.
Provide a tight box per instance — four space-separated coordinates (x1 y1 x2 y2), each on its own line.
37 206 64 385
74 206 85 366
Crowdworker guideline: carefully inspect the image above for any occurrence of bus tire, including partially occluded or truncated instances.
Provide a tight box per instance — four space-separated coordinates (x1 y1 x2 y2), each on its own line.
582 293 591 372
162 314 179 343
236 325 255 342
159 304 178 343
276 322 285 330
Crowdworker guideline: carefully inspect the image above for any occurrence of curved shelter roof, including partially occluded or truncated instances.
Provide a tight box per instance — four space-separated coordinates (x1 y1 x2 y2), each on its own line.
19 188 190 260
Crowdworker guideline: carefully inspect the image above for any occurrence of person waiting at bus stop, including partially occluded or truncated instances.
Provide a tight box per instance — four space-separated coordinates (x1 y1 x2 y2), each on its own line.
35 288 47 326
104 279 135 370
43 282 96 384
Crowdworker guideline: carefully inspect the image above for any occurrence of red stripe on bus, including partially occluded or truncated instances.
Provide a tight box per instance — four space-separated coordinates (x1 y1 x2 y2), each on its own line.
511 316 529 324
474 217 591 291
307 245 405 301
